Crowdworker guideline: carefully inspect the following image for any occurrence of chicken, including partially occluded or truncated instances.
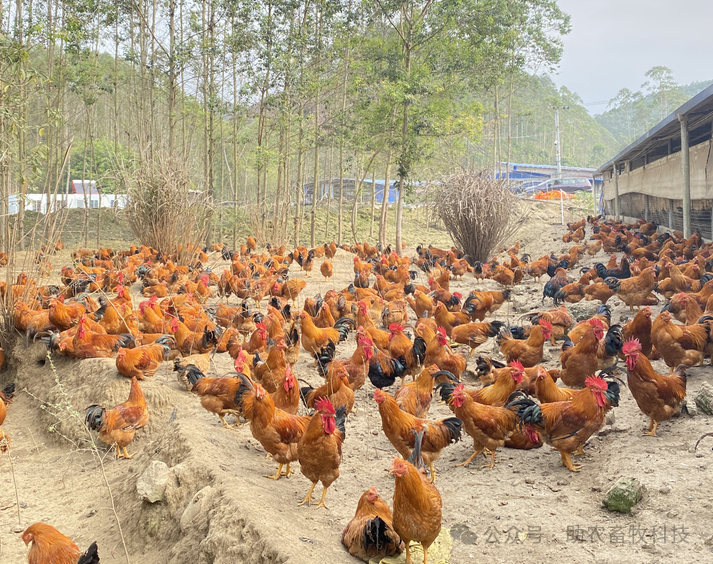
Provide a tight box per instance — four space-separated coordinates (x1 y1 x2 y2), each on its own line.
441 361 525 407
439 383 518 469
394 365 457 418
559 319 605 388
67 315 133 359
85 377 149 459
48 298 85 331
184 366 245 427
406 289 435 319
461 290 510 321
0 383 15 426
115 343 169 379
542 267 569 303
534 366 577 403
300 364 355 414
621 306 653 357
387 323 427 380
320 259 334 281
235 374 310 479
170 316 220 355
623 338 687 436
297 398 346 509
498 319 552 367
364 342 409 389
21 523 99 564
341 487 404 562
450 320 505 355
507 375 620 472
421 326 467 379
173 353 212 390
298 312 355 356
374 388 462 482
271 363 300 415
605 266 657 312
390 431 442 564
651 310 709 370
253 342 288 393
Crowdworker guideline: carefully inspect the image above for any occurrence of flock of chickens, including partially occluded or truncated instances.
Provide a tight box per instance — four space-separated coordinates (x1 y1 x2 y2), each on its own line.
4 216 713 564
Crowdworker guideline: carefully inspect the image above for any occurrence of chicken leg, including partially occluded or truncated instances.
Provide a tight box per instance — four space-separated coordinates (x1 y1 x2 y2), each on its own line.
572 444 586 456
314 485 329 510
456 449 482 468
429 462 438 484
479 449 497 470
560 451 582 472
298 482 316 507
265 464 284 480
644 419 659 437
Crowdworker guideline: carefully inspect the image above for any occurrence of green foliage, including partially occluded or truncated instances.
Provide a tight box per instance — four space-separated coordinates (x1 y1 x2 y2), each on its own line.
596 67 712 148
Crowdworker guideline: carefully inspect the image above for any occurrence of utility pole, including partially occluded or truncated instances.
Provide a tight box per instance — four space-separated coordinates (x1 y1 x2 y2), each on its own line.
554 106 568 225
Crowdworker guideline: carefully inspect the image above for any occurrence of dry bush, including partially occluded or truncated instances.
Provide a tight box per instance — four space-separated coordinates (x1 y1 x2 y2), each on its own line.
432 171 518 262
122 153 213 260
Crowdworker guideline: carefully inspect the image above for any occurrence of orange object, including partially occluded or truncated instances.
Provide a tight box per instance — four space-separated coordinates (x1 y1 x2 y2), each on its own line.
534 190 574 200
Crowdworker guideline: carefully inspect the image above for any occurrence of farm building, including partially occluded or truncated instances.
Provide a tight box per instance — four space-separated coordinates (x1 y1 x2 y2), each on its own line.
595 83 713 238
303 178 399 206
8 191 127 215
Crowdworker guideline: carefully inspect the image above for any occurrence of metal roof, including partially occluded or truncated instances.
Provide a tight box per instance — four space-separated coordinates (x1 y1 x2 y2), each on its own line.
595 83 713 175
507 163 597 172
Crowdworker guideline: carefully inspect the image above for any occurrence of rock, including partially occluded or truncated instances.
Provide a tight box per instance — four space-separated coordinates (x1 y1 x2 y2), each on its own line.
659 485 672 495
603 477 644 513
568 302 600 322
695 382 713 415
681 397 697 417
137 461 170 503
180 486 212 532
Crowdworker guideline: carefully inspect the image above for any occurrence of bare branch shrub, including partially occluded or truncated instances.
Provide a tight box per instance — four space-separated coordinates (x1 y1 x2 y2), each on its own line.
122 152 213 260
432 171 518 262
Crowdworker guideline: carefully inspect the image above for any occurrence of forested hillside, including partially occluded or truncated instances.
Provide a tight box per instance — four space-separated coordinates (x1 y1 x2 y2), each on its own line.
595 68 713 148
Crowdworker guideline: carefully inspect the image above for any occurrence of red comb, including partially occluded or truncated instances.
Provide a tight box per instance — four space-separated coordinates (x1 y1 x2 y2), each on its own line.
539 319 553 330
622 338 642 354
585 375 607 391
510 360 525 372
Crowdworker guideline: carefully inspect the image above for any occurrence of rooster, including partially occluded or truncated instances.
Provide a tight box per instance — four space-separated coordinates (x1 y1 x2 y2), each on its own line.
297 398 346 509
374 388 461 482
622 339 687 436
298 312 355 357
507 374 620 472
85 377 149 459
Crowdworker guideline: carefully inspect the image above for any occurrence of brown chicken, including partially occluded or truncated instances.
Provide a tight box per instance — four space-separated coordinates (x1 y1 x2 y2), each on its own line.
374 388 462 482
85 377 149 459
341 486 404 562
0 383 14 426
421 326 467 379
439 382 518 469
22 523 99 564
394 365 456 418
65 315 133 359
622 339 687 436
534 366 577 403
235 374 310 480
498 319 552 367
300 364 355 414
298 312 355 356
320 259 334 281
651 310 708 369
390 431 442 564
605 266 657 312
115 343 169 379
507 375 620 472
297 398 346 509
559 319 606 388
271 363 300 415
621 306 653 357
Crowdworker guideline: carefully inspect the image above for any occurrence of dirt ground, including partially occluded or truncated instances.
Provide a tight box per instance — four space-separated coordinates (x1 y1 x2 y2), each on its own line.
1 199 713 564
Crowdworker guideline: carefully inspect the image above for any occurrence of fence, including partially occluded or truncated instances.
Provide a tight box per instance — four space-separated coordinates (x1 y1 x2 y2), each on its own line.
604 193 713 238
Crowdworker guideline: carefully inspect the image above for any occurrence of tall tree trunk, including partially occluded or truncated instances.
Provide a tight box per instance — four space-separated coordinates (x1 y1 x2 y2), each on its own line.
168 0 176 154
369 167 376 238
378 150 392 248
310 0 321 248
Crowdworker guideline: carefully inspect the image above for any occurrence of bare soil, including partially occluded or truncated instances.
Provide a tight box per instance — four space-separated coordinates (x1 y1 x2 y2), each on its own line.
1 200 713 564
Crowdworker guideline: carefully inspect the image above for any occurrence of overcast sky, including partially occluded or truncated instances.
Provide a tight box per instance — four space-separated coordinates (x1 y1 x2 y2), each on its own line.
552 0 713 114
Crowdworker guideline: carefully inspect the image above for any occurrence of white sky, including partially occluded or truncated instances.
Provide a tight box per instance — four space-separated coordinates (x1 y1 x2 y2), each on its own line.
552 0 713 113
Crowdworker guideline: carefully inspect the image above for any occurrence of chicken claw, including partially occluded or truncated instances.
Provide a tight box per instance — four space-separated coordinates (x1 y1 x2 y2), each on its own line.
265 464 285 480
644 419 659 437
298 482 316 506
456 450 481 467
560 451 582 472
314 485 329 510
